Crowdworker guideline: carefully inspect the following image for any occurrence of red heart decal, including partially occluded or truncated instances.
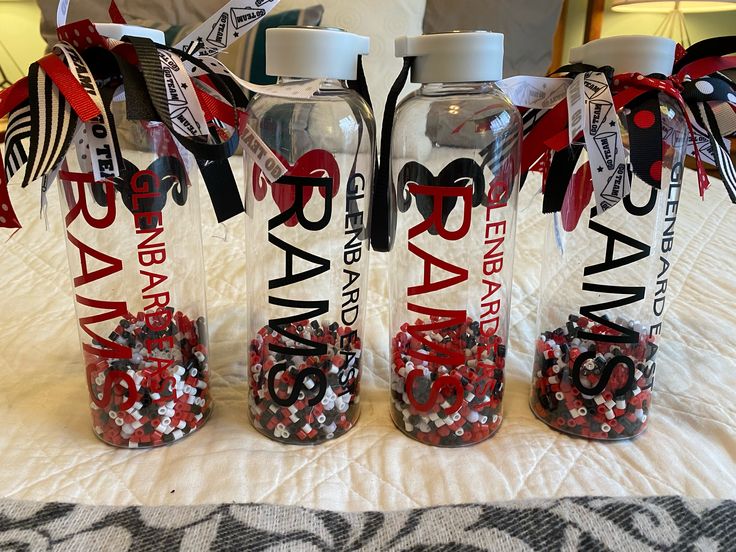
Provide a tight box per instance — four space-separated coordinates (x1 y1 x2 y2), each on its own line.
253 150 340 227
560 163 593 232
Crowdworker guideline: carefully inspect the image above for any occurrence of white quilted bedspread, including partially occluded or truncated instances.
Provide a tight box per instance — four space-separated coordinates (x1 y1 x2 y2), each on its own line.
0 168 734 512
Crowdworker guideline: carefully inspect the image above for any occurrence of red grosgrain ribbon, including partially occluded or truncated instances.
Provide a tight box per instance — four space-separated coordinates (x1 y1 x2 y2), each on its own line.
0 79 30 201
53 42 123 182
677 55 736 80
37 53 100 122
521 100 569 174
194 85 238 129
57 20 110 50
673 36 736 76
108 0 126 24
0 78 29 119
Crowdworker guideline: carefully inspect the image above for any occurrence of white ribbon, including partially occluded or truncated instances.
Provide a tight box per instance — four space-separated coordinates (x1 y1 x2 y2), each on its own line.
241 126 288 186
158 49 209 138
190 55 324 99
567 72 629 215
497 76 573 109
175 0 281 56
56 0 70 28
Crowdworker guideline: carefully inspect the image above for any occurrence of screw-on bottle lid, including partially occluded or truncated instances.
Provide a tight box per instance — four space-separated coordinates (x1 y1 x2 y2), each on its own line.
94 23 166 44
395 31 505 84
266 26 370 80
569 35 676 76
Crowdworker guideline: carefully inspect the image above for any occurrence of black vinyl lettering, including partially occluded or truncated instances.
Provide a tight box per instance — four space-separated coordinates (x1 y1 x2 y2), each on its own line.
269 175 333 231
623 185 658 216
268 234 331 290
579 283 646 343
584 221 651 277
571 351 636 397
268 297 329 357
267 363 327 407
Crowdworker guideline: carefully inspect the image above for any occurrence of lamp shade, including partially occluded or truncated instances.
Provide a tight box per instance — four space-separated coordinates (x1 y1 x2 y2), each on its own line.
612 0 736 12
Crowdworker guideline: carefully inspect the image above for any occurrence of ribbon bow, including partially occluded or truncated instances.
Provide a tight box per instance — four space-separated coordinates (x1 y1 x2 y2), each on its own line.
613 67 736 202
502 36 736 223
0 0 290 230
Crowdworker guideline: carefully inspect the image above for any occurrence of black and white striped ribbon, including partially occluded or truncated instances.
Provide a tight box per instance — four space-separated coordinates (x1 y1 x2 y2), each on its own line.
24 62 78 187
3 101 31 181
695 103 736 202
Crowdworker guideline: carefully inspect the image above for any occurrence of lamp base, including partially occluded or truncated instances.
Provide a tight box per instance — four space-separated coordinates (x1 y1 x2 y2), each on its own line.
654 6 692 46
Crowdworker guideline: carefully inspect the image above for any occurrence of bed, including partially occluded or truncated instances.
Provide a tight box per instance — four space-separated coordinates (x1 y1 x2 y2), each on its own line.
0 165 734 512
0 2 734 549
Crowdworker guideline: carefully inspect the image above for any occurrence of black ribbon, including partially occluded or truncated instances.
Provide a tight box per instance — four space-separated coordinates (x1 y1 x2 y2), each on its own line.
538 65 614 214
128 36 245 222
543 144 583 214
549 63 604 76
626 90 664 189
370 56 413 253
673 35 736 74
348 55 373 110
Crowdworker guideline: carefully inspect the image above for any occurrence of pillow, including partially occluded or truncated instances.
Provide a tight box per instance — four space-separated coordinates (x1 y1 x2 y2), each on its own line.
36 0 322 86
423 0 564 77
36 0 222 49
36 0 426 132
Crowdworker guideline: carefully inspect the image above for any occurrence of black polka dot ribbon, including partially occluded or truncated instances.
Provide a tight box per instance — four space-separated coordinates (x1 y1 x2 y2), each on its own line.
613 71 733 201
624 90 664 190
521 36 736 221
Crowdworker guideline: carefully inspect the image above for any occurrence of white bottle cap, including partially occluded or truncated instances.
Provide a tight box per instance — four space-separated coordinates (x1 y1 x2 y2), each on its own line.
569 35 676 76
94 23 166 45
266 26 370 80
395 31 504 84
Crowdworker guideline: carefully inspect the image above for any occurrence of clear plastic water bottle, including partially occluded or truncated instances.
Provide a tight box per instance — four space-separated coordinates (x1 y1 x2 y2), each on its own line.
530 36 688 440
59 25 212 448
378 32 522 446
243 27 375 445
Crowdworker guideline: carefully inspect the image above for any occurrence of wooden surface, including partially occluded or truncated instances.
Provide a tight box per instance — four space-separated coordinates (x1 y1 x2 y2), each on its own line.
550 0 570 71
584 0 605 43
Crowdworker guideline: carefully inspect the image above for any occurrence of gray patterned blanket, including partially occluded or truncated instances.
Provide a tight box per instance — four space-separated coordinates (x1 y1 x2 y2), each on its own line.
1 497 733 551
